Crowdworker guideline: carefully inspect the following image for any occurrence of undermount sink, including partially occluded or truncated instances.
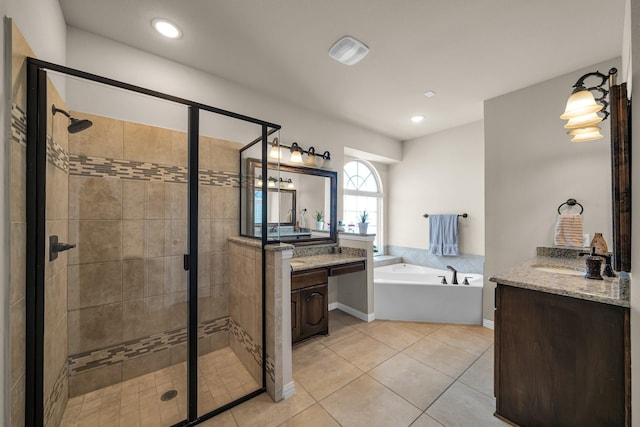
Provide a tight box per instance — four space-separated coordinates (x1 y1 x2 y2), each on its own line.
532 265 585 276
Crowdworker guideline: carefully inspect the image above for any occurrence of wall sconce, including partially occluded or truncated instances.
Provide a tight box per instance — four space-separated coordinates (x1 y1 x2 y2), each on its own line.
268 139 332 168
267 177 277 188
560 68 617 142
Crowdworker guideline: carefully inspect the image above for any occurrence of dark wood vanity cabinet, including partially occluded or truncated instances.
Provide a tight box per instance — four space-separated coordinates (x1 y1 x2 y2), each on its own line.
495 284 630 427
291 268 329 343
291 260 365 344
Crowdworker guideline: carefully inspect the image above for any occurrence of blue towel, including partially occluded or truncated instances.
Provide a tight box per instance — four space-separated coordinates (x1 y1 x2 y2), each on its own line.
428 214 459 256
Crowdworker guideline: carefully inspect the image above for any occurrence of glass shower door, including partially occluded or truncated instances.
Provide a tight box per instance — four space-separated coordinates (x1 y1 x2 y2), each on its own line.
40 70 190 426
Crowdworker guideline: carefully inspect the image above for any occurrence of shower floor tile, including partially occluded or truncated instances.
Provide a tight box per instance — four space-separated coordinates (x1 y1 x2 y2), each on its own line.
59 347 259 427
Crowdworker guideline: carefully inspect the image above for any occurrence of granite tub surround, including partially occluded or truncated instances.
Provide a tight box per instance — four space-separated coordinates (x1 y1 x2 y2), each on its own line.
385 245 484 274
489 255 629 307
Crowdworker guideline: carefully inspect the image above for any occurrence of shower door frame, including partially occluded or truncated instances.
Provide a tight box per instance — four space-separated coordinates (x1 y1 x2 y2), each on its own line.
25 58 280 427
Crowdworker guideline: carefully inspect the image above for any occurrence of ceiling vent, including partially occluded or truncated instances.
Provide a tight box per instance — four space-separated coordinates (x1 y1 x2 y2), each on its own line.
329 36 369 65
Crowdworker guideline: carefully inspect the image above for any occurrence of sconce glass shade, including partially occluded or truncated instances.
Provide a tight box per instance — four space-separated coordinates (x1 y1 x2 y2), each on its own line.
563 111 603 129
287 179 294 189
567 126 603 142
269 145 282 160
256 176 263 187
267 178 276 188
305 146 317 167
560 90 603 120
290 150 303 163
322 151 332 169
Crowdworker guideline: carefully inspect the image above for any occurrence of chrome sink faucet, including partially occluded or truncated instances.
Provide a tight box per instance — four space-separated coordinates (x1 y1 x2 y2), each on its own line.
446 265 459 285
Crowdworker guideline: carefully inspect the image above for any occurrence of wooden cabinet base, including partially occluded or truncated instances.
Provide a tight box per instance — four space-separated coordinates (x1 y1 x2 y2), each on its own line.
495 284 630 426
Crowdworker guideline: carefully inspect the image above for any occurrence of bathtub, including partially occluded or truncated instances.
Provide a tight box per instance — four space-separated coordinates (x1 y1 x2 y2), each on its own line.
374 263 483 324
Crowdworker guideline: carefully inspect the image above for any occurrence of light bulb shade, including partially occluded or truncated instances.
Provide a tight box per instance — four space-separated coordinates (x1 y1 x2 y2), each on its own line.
560 90 603 120
287 179 294 189
290 150 303 163
267 178 276 187
567 126 603 142
305 146 317 166
269 145 282 159
564 111 603 129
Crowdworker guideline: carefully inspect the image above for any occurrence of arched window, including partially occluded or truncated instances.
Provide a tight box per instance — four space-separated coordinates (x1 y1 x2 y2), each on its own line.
343 160 383 253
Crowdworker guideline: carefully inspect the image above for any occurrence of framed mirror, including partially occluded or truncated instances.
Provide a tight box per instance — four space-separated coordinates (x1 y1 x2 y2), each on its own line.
245 158 338 245
610 81 631 272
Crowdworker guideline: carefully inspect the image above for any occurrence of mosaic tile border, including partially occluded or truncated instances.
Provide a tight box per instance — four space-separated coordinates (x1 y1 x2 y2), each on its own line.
44 363 68 426
47 135 69 172
70 154 239 187
228 318 275 383
68 316 229 376
10 104 27 146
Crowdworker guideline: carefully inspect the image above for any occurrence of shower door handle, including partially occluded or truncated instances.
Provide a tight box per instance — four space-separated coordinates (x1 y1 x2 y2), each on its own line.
49 235 76 261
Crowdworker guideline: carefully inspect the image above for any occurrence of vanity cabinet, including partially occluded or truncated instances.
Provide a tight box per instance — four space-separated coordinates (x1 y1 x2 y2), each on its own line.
291 260 365 344
494 284 630 426
291 268 329 343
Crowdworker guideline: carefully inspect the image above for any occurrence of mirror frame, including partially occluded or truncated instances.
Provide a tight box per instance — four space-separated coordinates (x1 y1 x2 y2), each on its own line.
246 158 338 245
610 81 631 272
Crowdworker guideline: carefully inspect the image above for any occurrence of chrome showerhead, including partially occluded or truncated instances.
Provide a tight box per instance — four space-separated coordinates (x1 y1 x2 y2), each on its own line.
52 104 93 134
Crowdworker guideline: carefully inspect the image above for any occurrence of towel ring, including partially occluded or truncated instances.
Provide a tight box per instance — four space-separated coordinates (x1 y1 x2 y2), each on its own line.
557 198 583 215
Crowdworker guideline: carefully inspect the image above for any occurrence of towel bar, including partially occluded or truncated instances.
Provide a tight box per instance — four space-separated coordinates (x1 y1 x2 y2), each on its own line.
422 213 468 218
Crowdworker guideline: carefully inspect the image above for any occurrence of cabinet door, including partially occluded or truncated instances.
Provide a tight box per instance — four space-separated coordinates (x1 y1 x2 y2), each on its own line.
300 284 328 339
291 290 301 342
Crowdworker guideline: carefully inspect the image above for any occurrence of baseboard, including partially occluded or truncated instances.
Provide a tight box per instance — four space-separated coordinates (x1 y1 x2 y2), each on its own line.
282 381 296 400
483 319 494 330
334 303 375 322
328 302 338 311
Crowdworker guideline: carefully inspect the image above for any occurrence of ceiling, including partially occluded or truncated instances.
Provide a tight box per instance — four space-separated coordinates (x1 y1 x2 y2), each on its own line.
59 0 626 142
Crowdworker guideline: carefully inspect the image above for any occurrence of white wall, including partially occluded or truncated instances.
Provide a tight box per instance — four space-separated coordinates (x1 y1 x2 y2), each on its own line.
484 57 619 321
65 27 401 167
388 120 485 255
628 0 639 424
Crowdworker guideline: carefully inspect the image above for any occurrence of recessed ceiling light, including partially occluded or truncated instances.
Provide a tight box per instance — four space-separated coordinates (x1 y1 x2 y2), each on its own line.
152 18 182 39
329 36 369 65
424 90 437 98
411 115 424 123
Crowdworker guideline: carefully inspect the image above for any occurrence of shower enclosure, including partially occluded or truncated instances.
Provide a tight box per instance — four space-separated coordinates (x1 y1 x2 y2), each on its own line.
24 58 279 427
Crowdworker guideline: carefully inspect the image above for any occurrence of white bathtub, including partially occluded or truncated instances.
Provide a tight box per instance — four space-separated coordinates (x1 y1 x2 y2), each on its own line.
374 263 483 324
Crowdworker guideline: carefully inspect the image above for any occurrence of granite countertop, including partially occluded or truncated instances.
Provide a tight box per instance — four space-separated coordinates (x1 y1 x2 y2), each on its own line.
489 256 630 308
290 253 366 272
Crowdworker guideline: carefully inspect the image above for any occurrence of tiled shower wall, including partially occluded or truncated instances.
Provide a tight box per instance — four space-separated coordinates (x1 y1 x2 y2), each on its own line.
10 22 71 427
228 240 263 386
66 111 242 396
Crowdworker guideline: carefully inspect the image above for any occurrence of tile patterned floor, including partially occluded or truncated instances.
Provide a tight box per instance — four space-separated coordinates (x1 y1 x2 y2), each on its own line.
59 347 259 427
60 310 507 426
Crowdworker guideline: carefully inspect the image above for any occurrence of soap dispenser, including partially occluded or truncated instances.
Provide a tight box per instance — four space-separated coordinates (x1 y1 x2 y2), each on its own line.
580 247 604 280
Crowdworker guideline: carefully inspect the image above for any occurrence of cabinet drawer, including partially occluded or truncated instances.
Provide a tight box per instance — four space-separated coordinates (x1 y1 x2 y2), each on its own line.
329 261 365 276
291 268 328 291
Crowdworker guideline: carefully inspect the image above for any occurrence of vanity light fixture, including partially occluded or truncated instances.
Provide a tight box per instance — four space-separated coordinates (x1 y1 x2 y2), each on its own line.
268 140 332 169
329 36 369 65
151 18 183 39
560 68 617 142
